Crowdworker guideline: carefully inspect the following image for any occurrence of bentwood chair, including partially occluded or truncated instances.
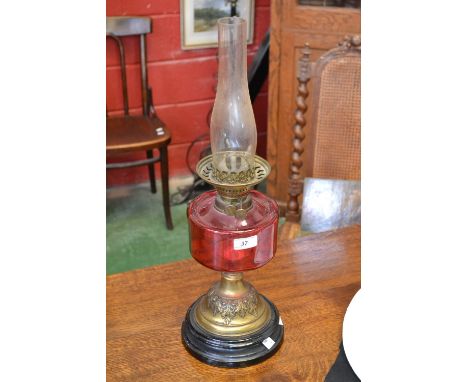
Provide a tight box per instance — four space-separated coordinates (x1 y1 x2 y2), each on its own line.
106 16 173 230
279 35 361 240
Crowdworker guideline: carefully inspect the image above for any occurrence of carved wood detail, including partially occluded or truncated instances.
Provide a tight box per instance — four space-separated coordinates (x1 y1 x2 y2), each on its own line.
338 34 361 49
285 45 312 222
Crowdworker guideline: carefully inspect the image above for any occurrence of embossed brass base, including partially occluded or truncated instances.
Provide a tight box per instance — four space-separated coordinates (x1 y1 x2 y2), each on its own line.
195 273 270 336
181 273 284 367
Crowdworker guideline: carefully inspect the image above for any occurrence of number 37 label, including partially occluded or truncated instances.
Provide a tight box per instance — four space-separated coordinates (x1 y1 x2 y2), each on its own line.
233 235 258 250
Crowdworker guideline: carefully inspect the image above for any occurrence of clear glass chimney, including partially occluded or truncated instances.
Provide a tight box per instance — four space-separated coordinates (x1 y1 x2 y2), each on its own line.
210 17 257 180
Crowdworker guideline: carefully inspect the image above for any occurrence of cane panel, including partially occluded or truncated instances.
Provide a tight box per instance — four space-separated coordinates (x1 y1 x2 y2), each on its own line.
312 54 361 180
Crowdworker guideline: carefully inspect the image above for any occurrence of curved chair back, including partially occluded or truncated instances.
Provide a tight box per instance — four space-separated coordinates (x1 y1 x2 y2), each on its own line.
106 17 152 116
286 35 361 223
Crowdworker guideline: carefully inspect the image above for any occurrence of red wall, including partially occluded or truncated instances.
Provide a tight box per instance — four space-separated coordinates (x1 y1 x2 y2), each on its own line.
106 0 270 186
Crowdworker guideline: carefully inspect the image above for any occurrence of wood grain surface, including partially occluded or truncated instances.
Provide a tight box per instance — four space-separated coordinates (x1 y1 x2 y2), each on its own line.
107 225 361 381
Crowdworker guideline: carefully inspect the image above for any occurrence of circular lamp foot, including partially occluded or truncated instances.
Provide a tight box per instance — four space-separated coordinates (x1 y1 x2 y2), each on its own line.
181 295 284 368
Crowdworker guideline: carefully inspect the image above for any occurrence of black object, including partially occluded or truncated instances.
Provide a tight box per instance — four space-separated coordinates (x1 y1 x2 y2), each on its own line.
325 342 360 382
298 0 360 7
248 29 270 101
181 295 284 368
230 0 237 17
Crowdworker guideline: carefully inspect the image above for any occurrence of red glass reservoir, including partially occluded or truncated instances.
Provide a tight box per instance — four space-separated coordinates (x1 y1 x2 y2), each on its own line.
188 190 279 272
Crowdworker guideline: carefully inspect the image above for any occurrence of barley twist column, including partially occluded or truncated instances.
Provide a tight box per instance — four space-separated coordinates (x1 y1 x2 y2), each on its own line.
286 44 312 222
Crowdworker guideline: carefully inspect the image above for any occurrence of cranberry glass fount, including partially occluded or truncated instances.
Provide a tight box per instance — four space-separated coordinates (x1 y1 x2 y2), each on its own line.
181 17 284 367
189 190 278 272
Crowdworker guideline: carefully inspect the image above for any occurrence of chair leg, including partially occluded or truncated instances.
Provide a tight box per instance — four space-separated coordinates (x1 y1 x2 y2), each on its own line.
146 150 157 194
160 145 174 230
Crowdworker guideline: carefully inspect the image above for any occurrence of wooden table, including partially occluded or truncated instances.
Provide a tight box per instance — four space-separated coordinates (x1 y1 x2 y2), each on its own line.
107 225 360 381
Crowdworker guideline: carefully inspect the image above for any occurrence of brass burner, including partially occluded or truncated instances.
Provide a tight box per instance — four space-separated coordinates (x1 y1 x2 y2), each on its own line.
197 154 270 195
197 155 271 215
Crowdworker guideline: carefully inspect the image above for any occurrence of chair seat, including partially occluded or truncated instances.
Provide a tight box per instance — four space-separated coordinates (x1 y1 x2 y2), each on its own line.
106 115 171 153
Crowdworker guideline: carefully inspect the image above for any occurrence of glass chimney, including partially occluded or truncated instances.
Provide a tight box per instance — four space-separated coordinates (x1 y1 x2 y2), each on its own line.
210 17 257 181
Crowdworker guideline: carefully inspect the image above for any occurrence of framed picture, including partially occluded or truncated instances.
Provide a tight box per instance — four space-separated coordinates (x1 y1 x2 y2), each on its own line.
181 0 255 50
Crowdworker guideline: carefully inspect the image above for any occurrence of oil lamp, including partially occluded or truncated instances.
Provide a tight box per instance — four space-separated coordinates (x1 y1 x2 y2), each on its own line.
181 17 283 367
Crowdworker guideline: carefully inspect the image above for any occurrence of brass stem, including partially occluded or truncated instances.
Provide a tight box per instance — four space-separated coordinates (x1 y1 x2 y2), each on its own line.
194 272 271 336
219 272 246 297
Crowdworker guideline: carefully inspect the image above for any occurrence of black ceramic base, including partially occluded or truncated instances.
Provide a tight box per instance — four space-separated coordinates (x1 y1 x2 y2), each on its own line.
181 295 284 368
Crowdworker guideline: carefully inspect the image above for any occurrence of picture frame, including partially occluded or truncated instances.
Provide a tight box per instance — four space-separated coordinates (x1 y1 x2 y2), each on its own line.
180 0 255 50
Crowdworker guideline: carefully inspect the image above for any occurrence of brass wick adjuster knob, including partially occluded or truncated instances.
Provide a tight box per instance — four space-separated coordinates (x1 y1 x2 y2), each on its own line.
225 205 236 215
234 208 247 219
224 205 247 219
215 193 252 218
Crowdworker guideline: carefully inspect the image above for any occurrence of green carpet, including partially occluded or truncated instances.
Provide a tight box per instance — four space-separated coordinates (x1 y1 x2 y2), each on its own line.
106 182 191 275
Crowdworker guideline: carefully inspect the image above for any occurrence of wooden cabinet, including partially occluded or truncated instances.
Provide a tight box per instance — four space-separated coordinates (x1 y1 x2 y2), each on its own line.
266 1 360 210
